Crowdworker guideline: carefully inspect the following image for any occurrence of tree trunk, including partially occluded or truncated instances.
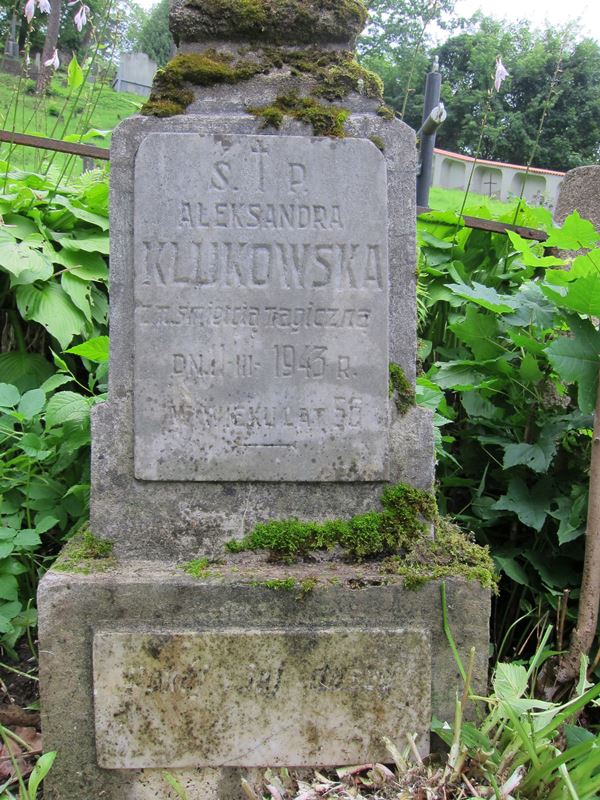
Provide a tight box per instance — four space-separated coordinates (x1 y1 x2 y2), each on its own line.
557 368 600 685
36 0 61 94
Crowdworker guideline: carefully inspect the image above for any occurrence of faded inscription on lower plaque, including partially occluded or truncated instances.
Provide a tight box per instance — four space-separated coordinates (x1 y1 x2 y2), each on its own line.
133 134 390 482
93 628 431 768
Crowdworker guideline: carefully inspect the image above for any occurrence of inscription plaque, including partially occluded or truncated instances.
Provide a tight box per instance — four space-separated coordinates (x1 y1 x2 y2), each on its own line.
133 134 390 481
93 628 431 768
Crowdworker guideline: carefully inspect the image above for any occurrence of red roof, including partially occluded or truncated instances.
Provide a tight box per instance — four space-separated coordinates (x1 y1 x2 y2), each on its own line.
433 147 565 177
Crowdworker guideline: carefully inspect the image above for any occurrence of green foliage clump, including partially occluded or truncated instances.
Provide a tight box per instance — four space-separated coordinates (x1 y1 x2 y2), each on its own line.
249 92 349 137
253 577 297 590
382 517 497 590
389 362 415 413
173 0 368 46
417 201 599 646
181 557 212 578
53 529 114 574
227 483 437 561
369 135 385 151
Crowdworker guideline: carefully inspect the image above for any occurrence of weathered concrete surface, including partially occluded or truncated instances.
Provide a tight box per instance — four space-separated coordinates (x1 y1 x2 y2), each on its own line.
133 134 389 482
39 566 490 800
94 628 430 768
554 165 600 230
91 110 431 560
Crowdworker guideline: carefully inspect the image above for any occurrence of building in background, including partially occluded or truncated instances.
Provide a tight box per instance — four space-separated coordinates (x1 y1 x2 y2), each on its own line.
432 147 565 209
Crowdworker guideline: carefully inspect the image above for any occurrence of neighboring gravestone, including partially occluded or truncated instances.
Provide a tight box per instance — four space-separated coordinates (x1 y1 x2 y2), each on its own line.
113 52 157 97
38 2 490 798
554 165 600 230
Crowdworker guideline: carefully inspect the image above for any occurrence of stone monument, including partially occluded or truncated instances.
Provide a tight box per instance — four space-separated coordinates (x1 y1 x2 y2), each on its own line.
554 165 600 231
38 2 491 798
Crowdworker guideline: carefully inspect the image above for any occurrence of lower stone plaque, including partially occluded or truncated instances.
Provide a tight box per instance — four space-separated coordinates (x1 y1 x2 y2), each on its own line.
93 628 431 768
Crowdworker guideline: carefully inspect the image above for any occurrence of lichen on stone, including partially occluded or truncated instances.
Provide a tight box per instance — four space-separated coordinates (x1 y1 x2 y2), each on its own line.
53 528 115 575
389 362 416 414
170 0 368 46
369 135 385 152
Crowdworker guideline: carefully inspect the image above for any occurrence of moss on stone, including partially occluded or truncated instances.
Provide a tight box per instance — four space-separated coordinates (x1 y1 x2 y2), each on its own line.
381 517 497 591
226 482 437 562
389 362 416 414
249 91 349 136
171 0 368 46
142 46 382 118
53 528 115 575
377 104 395 120
369 135 385 152
181 557 214 578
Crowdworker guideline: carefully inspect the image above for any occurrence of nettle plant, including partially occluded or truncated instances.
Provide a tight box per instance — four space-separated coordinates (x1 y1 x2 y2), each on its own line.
417 204 600 651
0 164 109 650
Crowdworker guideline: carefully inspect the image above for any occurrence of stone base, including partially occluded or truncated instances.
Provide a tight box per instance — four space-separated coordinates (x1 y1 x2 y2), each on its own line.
39 562 489 800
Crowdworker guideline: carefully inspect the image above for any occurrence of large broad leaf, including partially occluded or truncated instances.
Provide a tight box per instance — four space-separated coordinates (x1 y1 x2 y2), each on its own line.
546 316 600 413
18 388 46 419
545 211 600 250
61 271 92 322
506 230 565 267
67 54 84 89
0 383 20 408
65 335 109 363
56 230 109 254
0 352 54 392
0 240 53 284
16 281 88 349
494 553 530 586
45 391 91 429
446 282 518 313
541 276 600 317
51 195 109 231
504 283 556 330
502 437 557 473
448 305 501 360
492 477 552 531
493 662 528 701
2 212 40 240
52 247 108 281
431 361 487 391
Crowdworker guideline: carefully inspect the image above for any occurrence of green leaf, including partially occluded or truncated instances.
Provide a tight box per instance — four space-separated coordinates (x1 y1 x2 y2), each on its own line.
40 374 72 394
502 438 557 473
17 388 46 419
431 362 487 390
0 240 53 284
52 247 108 281
45 391 90 428
27 751 57 799
446 282 518 313
57 230 109 254
545 211 600 250
35 515 59 533
65 335 109 363
506 230 564 267
13 529 41 547
1 212 39 240
19 432 52 459
492 477 552 531
0 383 20 407
67 55 84 89
546 316 600 413
541 276 600 317
460 391 502 420
16 282 87 349
61 271 92 322
63 127 111 143
0 573 18 601
519 353 544 384
493 662 528 700
448 305 501 360
51 195 109 230
0 352 54 392
494 554 530 586
0 542 14 559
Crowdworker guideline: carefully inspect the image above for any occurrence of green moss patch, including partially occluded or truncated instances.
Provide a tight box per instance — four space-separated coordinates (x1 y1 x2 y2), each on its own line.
381 517 497 591
249 91 349 137
227 483 436 561
142 47 382 118
53 528 115 575
172 0 368 46
181 557 215 578
389 362 415 414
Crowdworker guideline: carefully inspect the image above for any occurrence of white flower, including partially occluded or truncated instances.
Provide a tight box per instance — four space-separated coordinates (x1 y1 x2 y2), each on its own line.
38 0 51 13
24 0 36 23
44 48 59 69
494 56 509 92
73 3 88 31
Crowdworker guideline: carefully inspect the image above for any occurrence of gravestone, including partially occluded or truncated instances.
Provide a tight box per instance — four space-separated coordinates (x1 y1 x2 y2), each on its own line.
554 165 600 230
38 2 490 798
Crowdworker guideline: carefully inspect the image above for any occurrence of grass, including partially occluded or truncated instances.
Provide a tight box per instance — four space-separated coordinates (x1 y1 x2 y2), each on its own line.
428 186 521 216
0 70 143 176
